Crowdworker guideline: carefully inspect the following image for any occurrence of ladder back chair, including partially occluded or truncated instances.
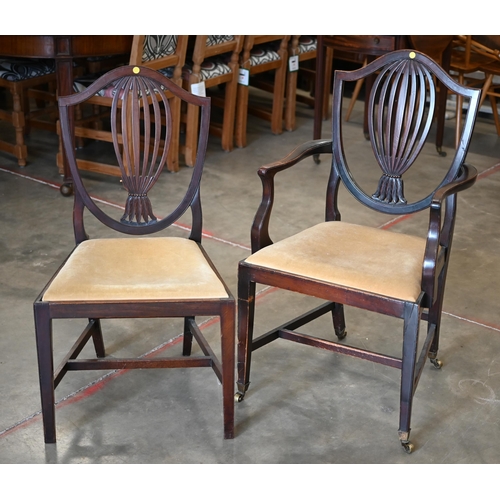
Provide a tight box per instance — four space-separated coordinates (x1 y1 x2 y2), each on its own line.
236 50 480 453
34 65 235 443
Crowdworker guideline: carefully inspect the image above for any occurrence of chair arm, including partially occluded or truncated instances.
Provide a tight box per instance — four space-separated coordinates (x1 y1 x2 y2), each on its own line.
431 163 478 207
251 139 333 253
422 163 477 300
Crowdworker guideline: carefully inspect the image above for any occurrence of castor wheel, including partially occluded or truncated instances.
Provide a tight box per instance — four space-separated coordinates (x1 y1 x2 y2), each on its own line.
401 441 414 454
60 183 73 197
430 358 443 369
336 328 347 341
235 391 245 403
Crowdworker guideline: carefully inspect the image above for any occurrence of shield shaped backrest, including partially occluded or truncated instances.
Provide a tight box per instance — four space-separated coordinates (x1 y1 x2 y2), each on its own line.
58 65 211 240
331 50 481 215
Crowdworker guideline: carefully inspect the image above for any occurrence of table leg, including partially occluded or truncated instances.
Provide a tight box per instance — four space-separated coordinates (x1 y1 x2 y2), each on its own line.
54 37 75 196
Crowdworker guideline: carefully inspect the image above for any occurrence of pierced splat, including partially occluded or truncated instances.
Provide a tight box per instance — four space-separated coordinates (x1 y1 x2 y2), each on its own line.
368 56 435 204
109 73 172 225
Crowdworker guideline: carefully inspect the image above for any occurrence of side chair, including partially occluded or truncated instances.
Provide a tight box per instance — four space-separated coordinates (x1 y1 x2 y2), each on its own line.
34 65 235 443
235 50 480 453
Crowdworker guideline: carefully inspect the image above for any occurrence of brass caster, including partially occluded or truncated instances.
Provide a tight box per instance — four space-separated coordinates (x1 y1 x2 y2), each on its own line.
430 358 443 369
436 146 447 157
336 328 347 341
401 440 414 454
60 183 73 197
235 392 245 403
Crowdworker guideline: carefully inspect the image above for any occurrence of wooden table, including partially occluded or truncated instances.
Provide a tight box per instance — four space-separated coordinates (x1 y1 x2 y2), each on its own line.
0 35 133 195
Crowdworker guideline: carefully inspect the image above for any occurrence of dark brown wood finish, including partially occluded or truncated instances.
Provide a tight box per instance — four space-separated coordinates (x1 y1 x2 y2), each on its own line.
237 50 480 453
0 35 133 194
33 65 235 443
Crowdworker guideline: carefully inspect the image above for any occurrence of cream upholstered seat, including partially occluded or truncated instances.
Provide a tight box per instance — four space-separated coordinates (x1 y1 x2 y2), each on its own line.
236 50 481 454
245 222 426 303
34 65 235 445
43 238 228 302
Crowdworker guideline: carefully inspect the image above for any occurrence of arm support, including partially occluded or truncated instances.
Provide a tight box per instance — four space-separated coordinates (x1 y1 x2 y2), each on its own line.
251 139 333 253
422 163 478 301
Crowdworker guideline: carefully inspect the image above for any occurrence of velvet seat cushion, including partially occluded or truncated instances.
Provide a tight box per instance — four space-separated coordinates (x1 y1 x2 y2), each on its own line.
43 237 228 302
244 221 427 302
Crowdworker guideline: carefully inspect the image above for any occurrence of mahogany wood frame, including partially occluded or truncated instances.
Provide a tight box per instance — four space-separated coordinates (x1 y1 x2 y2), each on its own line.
236 50 480 453
33 65 235 444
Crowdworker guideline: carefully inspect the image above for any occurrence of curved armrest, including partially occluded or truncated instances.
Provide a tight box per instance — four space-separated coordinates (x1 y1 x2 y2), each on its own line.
422 163 477 300
431 163 478 207
251 139 333 253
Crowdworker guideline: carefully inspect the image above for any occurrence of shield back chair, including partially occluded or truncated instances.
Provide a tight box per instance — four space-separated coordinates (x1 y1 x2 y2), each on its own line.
236 50 480 453
235 35 290 149
181 35 244 167
34 65 235 444
59 35 189 175
0 57 57 166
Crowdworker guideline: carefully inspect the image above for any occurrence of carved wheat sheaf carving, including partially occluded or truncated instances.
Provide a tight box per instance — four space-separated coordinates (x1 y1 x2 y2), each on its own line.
369 58 435 204
109 74 171 225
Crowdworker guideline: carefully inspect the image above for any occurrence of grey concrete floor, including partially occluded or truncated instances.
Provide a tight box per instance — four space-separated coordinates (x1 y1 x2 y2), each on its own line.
0 91 500 465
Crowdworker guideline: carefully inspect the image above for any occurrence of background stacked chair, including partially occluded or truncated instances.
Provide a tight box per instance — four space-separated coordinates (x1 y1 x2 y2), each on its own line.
181 35 243 167
0 57 57 166
235 35 290 148
284 35 318 132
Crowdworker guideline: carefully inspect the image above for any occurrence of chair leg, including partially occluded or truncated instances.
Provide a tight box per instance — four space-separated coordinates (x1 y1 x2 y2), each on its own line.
90 318 105 358
167 96 181 172
10 87 28 167
236 273 256 401
285 68 298 132
331 302 347 340
398 301 421 454
220 302 235 439
184 101 199 168
182 316 194 356
235 83 249 149
270 66 286 135
34 302 56 443
221 79 237 152
427 270 447 369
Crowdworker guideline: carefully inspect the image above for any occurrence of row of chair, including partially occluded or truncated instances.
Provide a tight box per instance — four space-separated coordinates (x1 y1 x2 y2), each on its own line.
0 35 325 173
33 49 481 454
